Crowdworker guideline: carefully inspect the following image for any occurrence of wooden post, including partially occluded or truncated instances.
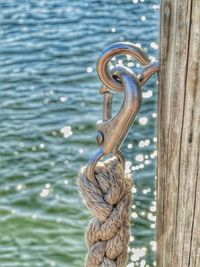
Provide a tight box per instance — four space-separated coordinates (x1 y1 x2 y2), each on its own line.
157 0 200 266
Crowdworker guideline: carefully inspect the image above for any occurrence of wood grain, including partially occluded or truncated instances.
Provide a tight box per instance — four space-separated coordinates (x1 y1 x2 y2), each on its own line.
157 0 200 266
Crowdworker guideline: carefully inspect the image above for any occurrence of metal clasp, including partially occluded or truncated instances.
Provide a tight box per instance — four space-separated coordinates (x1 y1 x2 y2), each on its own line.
86 42 159 182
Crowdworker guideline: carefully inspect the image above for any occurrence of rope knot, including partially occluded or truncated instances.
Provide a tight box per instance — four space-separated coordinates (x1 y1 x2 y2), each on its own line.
79 157 133 267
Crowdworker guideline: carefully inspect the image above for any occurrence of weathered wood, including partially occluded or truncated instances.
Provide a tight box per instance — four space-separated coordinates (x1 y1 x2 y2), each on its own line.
157 0 200 266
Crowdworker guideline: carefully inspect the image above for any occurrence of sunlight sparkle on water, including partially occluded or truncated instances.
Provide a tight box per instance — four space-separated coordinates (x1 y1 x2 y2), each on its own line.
127 143 133 149
152 4 160 10
132 187 137 194
86 67 93 73
16 184 25 191
151 42 158 49
60 96 68 102
60 126 73 138
131 212 138 219
152 112 157 118
39 143 45 149
78 124 85 130
140 211 146 217
149 56 156 62
79 148 84 154
139 163 144 169
131 247 147 262
150 241 156 251
143 188 151 194
147 212 156 222
32 145 37 151
11 209 16 215
142 90 153 98
139 117 148 125
40 183 52 198
135 43 142 48
52 130 57 136
125 161 132 174
150 205 156 212
132 165 143 171
32 214 37 220
135 154 144 162
136 63 141 68
138 139 150 148
150 150 157 159
117 59 123 66
127 62 134 67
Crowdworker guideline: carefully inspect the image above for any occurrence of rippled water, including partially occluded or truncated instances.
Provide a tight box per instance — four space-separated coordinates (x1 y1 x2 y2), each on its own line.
0 1 159 266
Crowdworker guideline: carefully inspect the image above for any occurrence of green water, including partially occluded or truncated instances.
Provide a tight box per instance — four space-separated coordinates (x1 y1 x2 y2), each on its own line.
0 1 159 266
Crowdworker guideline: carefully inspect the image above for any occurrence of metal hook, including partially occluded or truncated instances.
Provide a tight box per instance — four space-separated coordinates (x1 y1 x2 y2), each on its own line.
86 42 159 182
86 65 142 182
97 42 159 91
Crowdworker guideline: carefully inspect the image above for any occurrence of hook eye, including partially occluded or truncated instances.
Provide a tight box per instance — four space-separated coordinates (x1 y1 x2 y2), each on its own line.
97 42 150 92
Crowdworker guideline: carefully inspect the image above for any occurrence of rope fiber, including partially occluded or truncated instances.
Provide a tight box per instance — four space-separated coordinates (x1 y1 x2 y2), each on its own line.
79 157 133 267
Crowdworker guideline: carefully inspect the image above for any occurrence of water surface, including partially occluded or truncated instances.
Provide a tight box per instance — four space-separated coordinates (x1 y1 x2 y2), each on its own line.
0 1 159 266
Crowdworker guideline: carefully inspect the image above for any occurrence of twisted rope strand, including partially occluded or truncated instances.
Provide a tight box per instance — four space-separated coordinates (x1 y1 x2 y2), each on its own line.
79 157 133 267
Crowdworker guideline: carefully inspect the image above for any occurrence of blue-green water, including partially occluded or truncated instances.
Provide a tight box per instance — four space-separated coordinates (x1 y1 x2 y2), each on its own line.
0 1 159 266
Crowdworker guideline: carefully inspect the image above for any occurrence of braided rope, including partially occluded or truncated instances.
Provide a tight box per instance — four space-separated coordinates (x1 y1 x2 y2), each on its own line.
79 157 133 267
